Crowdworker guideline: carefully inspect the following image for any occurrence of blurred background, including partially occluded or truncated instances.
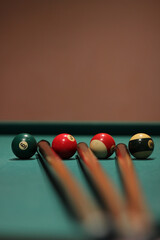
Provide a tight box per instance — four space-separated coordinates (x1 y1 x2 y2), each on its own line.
0 0 160 122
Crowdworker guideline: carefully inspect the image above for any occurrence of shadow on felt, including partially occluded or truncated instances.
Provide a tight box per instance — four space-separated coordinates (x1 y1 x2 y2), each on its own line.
36 153 79 220
9 157 36 161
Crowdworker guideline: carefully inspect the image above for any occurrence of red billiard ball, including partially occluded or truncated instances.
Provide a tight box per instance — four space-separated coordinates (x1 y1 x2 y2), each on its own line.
52 133 77 159
90 133 115 159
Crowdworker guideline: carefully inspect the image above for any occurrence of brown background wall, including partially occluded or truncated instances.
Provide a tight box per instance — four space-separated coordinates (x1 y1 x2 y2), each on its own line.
0 0 160 122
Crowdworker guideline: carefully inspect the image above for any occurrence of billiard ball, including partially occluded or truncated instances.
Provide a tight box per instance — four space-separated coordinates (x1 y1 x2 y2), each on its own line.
52 133 77 159
128 133 154 159
11 133 37 159
90 133 115 159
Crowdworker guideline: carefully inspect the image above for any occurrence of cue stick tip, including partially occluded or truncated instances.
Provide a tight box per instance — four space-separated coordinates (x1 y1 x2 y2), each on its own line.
115 143 130 159
38 139 51 146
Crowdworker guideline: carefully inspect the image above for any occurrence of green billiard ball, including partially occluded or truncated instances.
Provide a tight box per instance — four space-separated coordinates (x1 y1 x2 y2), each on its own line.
11 133 37 159
128 133 154 159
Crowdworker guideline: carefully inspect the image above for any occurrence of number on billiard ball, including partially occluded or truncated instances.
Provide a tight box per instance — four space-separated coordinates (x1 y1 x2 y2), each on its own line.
11 133 37 159
128 133 154 159
90 133 115 159
52 133 77 159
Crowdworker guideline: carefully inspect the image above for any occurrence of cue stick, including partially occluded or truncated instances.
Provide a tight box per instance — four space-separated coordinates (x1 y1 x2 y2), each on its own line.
37 140 111 239
115 143 155 238
77 142 129 237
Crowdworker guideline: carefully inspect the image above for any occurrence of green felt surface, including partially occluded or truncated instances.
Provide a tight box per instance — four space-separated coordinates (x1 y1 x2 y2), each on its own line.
0 124 160 239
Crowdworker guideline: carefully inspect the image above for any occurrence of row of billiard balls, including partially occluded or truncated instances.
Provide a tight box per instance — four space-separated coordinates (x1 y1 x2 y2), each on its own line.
11 132 154 160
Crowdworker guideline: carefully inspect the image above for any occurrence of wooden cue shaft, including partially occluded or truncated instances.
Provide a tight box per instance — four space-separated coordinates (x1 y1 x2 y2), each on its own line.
37 140 110 238
115 143 154 235
77 142 128 234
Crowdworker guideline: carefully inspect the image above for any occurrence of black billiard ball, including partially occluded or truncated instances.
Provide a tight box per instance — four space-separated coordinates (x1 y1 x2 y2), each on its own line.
11 133 37 159
128 133 154 159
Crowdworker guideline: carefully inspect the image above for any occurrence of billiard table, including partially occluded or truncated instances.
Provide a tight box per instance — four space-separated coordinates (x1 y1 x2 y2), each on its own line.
0 122 160 239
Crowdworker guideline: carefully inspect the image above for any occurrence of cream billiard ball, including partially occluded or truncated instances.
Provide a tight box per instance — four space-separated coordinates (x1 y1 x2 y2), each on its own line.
90 133 115 159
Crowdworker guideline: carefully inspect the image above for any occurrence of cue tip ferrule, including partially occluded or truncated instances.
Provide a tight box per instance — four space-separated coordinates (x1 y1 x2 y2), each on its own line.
38 140 51 146
115 143 130 159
